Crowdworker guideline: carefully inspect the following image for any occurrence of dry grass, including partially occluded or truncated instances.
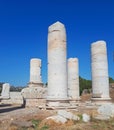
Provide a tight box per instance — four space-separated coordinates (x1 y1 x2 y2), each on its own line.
8 125 18 130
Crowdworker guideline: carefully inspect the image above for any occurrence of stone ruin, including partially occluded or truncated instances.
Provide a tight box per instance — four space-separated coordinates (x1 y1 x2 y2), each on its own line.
21 58 47 107
47 21 69 107
0 21 112 109
68 58 80 102
91 41 111 103
0 83 10 99
0 83 23 104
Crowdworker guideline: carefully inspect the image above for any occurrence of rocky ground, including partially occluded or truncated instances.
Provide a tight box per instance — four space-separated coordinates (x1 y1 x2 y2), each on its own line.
0 88 114 130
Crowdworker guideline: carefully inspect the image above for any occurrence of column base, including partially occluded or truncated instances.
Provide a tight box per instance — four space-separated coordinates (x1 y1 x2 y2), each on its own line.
46 99 70 108
21 86 47 99
91 97 112 105
25 98 46 108
69 98 80 106
0 96 10 100
69 98 81 101
28 82 43 87
46 99 78 109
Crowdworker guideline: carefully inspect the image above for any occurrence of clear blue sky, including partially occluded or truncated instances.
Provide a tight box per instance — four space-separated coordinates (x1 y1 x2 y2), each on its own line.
0 0 114 86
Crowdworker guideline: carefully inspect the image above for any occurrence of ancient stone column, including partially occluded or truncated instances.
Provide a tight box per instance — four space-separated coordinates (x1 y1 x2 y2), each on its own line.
47 21 68 104
68 58 80 100
22 58 46 107
91 40 111 101
1 83 10 99
29 58 42 87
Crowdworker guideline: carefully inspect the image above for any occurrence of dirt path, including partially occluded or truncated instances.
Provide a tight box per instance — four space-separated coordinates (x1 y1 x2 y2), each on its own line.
0 104 53 130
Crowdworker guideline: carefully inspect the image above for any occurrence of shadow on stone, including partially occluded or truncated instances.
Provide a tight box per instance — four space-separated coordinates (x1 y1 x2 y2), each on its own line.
0 105 24 113
0 104 12 107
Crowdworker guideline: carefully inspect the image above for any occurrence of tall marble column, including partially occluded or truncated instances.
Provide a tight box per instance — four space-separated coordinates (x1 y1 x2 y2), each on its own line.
91 40 111 101
47 21 68 104
68 58 80 100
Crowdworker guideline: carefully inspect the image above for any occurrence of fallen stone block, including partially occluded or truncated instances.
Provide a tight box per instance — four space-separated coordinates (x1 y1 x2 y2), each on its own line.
98 104 114 118
58 110 80 121
82 113 90 122
46 115 67 124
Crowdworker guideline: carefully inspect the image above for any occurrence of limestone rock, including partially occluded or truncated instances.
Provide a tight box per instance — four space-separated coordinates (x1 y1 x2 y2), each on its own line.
94 114 110 120
21 87 47 99
45 110 80 124
46 115 67 124
10 92 23 104
98 104 114 117
25 98 46 108
82 113 90 122
58 110 80 121
1 92 23 105
0 83 10 99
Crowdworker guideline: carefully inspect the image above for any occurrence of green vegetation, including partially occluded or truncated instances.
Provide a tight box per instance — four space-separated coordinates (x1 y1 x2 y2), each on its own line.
77 114 83 121
109 77 114 83
31 119 49 130
79 76 114 95
90 118 114 130
40 125 49 130
79 76 92 95
32 119 41 129
11 117 114 130
20 127 28 130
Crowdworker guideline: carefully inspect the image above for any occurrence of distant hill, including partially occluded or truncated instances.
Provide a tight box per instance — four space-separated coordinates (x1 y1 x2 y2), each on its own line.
0 76 114 94
79 76 92 95
79 76 114 95
109 77 114 83
10 86 25 92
